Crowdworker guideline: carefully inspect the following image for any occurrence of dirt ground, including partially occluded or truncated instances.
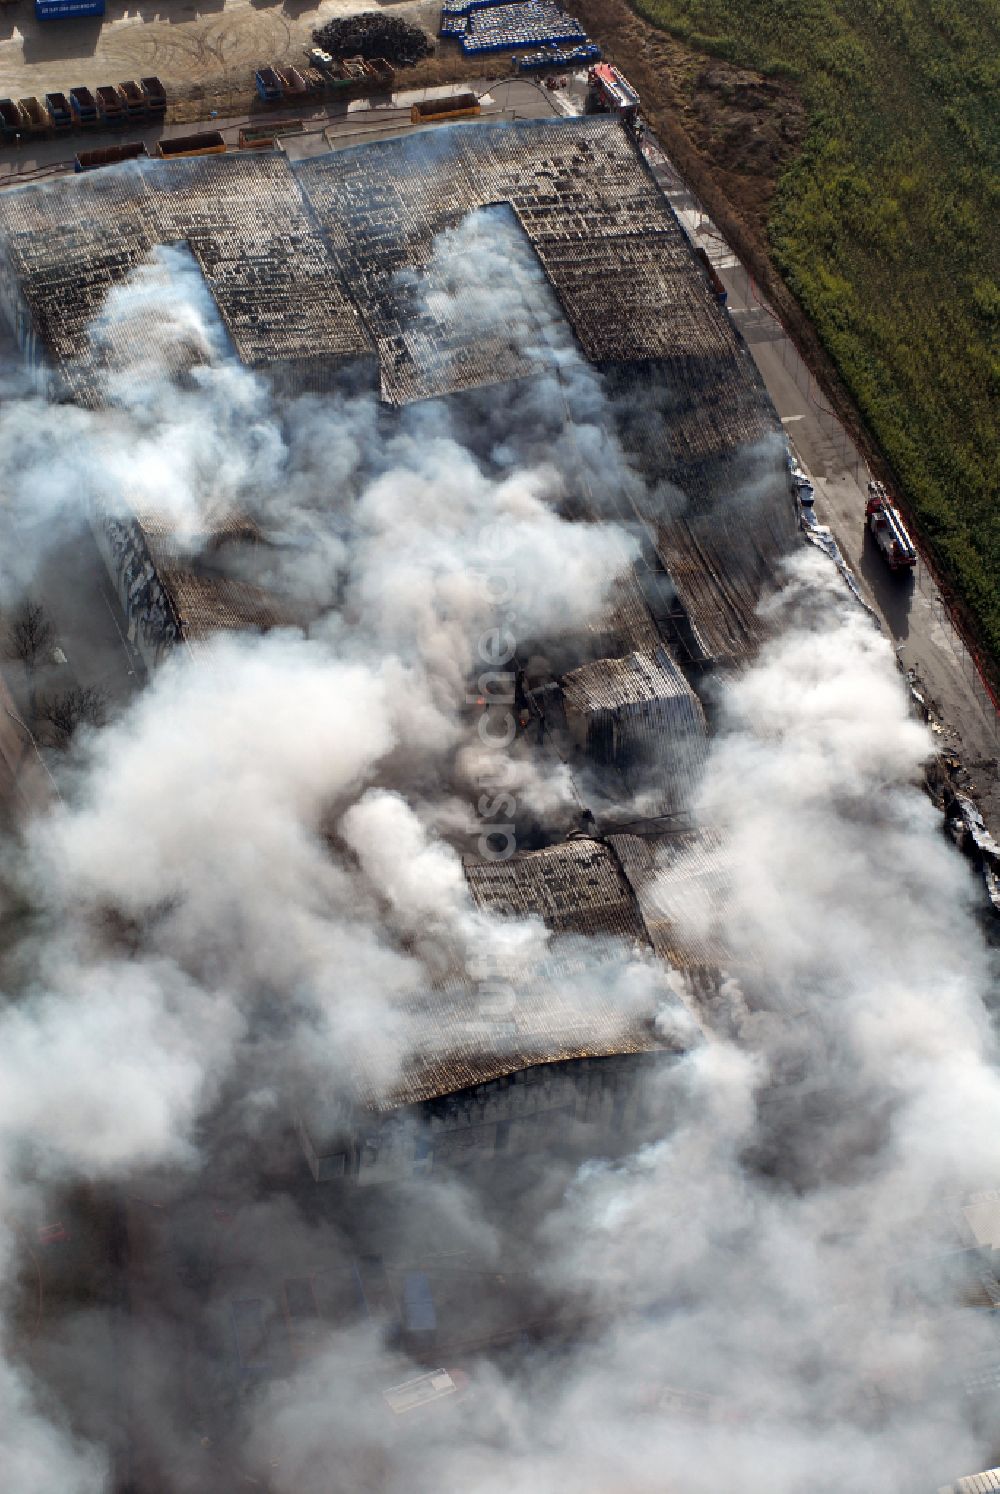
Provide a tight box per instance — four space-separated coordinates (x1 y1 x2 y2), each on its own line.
0 0 448 103
167 43 528 123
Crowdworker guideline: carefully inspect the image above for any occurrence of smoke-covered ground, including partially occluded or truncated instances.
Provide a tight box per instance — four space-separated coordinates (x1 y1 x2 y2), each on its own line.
0 211 997 1494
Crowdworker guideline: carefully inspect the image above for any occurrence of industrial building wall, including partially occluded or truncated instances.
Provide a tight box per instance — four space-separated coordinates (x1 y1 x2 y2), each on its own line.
0 232 48 385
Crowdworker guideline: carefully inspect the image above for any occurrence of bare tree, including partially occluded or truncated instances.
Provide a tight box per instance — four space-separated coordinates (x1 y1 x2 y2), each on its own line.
6 600 54 672
38 686 108 747
5 600 55 721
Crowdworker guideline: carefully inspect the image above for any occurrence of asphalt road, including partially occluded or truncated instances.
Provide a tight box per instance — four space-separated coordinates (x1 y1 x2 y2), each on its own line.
729 271 1000 823
650 146 1000 830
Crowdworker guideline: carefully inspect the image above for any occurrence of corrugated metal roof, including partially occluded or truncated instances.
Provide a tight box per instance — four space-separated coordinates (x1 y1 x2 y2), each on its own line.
350 837 682 1110
607 830 732 971
585 569 664 658
551 648 708 812
561 648 695 715
369 1008 662 1112
162 570 281 641
464 836 648 944
951 1472 1000 1493
134 508 263 567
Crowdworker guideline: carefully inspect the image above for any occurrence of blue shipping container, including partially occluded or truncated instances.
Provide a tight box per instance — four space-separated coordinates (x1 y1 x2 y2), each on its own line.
36 0 105 19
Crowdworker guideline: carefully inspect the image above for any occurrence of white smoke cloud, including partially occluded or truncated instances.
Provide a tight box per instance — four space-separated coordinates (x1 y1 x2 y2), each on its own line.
0 194 996 1494
238 555 1000 1493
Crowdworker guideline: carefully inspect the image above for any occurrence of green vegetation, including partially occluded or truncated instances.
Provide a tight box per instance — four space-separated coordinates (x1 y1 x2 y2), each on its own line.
633 0 1000 663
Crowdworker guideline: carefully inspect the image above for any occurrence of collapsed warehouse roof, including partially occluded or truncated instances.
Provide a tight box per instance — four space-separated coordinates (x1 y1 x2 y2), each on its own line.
605 830 734 971
463 831 735 1019
349 837 668 1109
296 117 763 396
0 118 793 1137
0 116 795 665
360 976 667 1113
0 153 374 404
464 832 733 979
329 828 743 1115
299 117 795 663
464 835 649 943
298 830 734 1176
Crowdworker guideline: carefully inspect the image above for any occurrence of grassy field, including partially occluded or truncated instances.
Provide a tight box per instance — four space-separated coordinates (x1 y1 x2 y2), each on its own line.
630 0 1000 666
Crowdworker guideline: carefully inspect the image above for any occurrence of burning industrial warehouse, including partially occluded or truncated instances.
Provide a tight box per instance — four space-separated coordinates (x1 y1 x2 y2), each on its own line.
0 110 998 1494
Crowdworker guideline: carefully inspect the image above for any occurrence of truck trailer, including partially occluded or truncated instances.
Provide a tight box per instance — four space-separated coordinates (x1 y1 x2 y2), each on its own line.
140 76 166 117
0 99 25 139
95 85 124 125
410 92 480 124
69 86 98 127
75 141 149 171
18 98 50 136
118 80 146 119
44 92 73 131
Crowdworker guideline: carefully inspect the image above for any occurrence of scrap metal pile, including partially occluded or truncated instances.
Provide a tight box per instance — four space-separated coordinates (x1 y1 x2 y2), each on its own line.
311 13 432 66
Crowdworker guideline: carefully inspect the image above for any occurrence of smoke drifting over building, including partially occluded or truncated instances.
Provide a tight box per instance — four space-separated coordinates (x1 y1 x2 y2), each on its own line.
0 115 996 1494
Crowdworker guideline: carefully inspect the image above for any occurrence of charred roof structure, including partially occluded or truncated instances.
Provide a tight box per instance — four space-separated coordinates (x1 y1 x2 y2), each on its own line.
0 116 797 1172
464 832 732 1011
0 153 372 403
530 646 708 814
298 120 794 665
464 836 649 945
0 118 794 665
299 836 682 1182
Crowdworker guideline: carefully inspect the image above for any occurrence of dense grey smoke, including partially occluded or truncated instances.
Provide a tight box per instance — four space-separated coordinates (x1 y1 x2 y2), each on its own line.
222 559 1000 1494
0 206 996 1494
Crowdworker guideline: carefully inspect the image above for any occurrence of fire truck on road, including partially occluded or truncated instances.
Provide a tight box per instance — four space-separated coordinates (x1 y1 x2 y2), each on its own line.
585 64 641 135
866 480 917 572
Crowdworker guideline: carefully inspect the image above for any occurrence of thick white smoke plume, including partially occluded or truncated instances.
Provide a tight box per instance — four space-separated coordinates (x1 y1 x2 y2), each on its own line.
0 207 996 1494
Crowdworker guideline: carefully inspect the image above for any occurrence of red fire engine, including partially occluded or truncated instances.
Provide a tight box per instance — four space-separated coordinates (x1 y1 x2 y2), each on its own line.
585 64 640 133
866 480 916 572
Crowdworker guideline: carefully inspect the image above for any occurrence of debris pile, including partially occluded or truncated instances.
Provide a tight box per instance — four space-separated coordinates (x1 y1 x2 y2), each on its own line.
312 14 432 66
